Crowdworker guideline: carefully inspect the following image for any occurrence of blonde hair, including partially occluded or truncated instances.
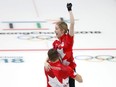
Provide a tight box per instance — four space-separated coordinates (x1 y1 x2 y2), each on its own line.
56 21 69 33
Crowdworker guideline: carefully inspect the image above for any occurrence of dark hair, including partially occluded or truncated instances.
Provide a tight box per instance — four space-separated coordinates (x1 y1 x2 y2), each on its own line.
48 48 59 62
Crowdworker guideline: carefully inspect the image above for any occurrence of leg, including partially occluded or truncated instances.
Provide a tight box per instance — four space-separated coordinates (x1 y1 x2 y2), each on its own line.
69 77 75 87
69 68 76 87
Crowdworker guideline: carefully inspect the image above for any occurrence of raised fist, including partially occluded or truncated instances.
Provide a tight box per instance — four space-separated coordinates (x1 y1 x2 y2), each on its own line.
67 3 72 11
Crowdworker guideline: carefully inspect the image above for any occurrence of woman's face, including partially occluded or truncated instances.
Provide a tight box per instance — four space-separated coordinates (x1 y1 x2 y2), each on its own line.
55 24 64 39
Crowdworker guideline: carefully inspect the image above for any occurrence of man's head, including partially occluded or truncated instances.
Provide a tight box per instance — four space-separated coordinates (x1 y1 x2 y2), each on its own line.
48 48 59 62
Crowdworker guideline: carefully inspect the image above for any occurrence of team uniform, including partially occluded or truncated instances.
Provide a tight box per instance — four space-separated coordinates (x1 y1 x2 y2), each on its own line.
53 33 76 69
53 33 76 87
44 60 77 87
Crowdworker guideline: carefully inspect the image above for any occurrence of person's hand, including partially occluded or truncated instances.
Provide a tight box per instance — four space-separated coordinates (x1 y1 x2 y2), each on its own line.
67 3 72 11
44 62 51 71
53 40 61 49
75 73 83 83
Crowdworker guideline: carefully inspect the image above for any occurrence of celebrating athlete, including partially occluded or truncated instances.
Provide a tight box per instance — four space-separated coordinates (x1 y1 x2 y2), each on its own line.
44 3 79 87
44 48 83 87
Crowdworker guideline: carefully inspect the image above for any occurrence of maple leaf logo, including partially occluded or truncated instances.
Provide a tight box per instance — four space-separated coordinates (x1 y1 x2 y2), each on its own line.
48 76 69 87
